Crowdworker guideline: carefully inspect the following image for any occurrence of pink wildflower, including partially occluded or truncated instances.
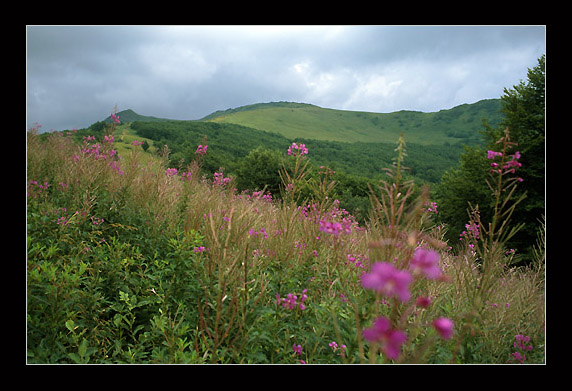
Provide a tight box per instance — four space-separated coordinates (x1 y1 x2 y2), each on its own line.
213 172 231 186
165 168 178 177
409 248 442 280
487 150 502 159
195 144 208 155
508 351 526 364
362 316 407 360
276 289 308 311
318 220 343 235
292 344 303 356
109 160 124 175
415 296 432 308
287 142 308 156
110 113 120 124
432 317 454 340
361 262 412 302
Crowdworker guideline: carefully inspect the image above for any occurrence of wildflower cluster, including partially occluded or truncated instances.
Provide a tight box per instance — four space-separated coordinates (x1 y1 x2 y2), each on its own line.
27 180 50 199
507 334 533 364
362 316 407 360
248 227 268 239
250 190 273 203
276 289 309 311
165 168 178 177
110 112 120 124
329 341 347 357
423 201 438 214
300 200 359 236
459 222 480 242
361 247 453 360
287 142 308 156
195 144 208 155
346 253 367 269
74 134 124 175
487 148 523 180
213 171 231 186
318 220 343 235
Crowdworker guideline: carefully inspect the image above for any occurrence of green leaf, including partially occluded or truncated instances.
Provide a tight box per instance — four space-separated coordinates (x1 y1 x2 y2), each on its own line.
68 352 82 364
65 319 76 332
78 338 88 357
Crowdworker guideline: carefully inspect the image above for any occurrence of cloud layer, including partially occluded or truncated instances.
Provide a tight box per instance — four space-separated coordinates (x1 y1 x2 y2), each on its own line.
26 25 545 131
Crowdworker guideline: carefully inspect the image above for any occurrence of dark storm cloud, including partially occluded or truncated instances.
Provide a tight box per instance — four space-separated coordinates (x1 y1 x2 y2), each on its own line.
26 25 545 131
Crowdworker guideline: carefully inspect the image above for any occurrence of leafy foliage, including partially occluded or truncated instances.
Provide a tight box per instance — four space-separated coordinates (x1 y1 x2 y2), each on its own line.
27 123 544 364
435 55 545 262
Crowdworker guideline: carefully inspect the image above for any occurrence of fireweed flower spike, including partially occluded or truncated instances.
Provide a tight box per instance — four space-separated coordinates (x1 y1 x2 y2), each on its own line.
195 144 208 155
287 142 308 156
432 317 454 340
361 262 412 302
362 316 407 360
409 248 442 280
165 168 178 177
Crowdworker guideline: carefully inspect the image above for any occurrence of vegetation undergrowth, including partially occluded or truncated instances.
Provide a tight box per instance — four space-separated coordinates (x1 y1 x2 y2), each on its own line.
26 113 545 364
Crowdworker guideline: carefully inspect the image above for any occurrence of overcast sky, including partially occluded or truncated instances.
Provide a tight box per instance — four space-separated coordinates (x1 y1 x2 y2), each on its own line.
26 25 546 131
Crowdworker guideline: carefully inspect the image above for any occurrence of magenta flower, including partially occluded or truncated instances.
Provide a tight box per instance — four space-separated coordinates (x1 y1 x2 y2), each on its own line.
110 113 120 124
318 220 343 235
432 317 454 340
287 142 308 156
165 167 178 177
487 150 502 159
361 262 412 302
409 248 442 280
362 316 407 360
276 289 308 310
195 144 208 155
213 172 231 186
292 344 303 356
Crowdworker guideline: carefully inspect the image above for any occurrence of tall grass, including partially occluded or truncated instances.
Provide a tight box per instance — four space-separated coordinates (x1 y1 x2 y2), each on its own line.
26 122 545 364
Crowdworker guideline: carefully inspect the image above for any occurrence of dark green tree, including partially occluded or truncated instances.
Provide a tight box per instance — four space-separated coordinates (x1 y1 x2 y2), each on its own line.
483 54 545 258
435 55 545 261
235 147 283 196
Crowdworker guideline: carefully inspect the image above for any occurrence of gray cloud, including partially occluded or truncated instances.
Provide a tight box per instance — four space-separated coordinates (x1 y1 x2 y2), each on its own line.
27 25 545 131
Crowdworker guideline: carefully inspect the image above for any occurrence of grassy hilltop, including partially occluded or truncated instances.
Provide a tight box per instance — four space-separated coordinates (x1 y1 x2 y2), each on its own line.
203 99 503 145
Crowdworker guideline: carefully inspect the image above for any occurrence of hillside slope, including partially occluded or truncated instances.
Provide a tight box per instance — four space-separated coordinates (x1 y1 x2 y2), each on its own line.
203 99 502 145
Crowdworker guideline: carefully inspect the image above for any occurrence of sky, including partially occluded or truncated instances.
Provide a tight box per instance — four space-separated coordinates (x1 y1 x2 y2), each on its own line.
26 25 546 132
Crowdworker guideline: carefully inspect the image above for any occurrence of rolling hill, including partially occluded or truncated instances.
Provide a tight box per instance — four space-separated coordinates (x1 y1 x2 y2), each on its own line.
99 99 503 185
200 99 503 146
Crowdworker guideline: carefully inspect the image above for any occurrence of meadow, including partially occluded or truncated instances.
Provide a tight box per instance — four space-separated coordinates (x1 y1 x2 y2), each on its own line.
26 119 545 364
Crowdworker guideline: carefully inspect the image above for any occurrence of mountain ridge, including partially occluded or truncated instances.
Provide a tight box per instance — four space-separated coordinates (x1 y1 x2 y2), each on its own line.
105 98 502 146
201 99 503 145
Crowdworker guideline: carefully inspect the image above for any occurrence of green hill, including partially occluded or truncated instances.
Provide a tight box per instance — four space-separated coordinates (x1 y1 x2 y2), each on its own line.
95 99 503 185
202 99 503 146
104 109 171 124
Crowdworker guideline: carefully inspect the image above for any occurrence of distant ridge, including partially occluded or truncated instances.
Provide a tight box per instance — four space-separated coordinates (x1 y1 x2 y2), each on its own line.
104 109 171 124
200 99 503 145
105 99 502 146
199 101 319 121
